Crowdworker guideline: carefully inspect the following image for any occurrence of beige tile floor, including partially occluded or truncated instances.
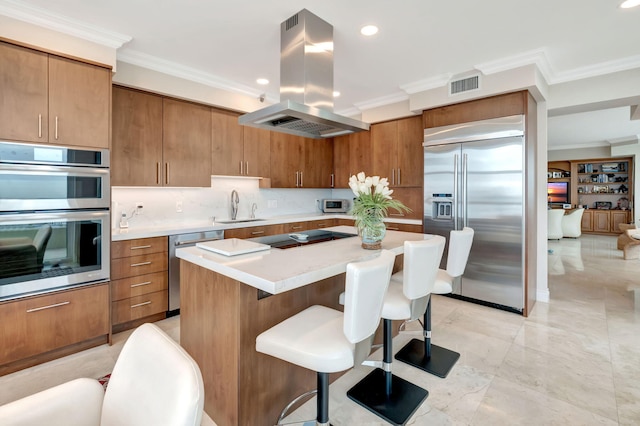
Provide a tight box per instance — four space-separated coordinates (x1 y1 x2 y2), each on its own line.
1 233 639 425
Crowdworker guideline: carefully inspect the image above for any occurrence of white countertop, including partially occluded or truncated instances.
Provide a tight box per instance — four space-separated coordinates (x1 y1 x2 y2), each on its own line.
175 226 433 295
111 213 420 241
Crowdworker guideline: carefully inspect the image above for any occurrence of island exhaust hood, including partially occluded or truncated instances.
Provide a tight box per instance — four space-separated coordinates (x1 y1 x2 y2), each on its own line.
238 9 370 139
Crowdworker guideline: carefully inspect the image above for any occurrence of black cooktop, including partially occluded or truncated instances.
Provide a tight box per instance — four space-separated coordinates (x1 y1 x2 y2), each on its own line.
248 229 357 250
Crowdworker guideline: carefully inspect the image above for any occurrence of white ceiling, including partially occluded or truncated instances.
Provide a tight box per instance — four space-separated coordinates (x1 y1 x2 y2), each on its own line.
4 0 640 149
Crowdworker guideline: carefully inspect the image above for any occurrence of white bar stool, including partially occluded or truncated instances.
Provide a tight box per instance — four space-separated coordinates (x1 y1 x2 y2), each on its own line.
347 236 445 426
256 250 396 426
394 227 474 378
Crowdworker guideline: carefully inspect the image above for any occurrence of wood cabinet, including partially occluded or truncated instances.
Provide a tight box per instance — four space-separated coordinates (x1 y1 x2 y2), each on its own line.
163 98 212 187
580 209 629 234
270 133 334 188
572 158 632 211
111 87 163 186
0 284 109 369
384 222 423 233
0 41 110 148
211 110 270 177
333 131 372 188
371 116 423 187
110 237 168 331
224 224 285 239
387 187 423 220
112 87 212 187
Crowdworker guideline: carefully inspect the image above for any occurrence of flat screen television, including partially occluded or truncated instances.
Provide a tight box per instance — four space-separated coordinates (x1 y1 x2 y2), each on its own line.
548 181 569 204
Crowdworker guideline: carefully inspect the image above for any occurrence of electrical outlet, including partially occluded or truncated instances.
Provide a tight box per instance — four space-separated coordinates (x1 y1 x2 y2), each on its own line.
176 201 183 213
135 202 144 215
267 200 277 209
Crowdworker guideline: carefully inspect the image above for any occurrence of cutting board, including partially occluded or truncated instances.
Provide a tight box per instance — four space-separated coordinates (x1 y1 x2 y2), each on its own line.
196 238 270 256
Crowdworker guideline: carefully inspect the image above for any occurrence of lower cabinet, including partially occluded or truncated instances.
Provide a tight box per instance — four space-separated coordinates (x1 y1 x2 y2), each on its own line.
385 222 423 233
224 224 284 239
581 209 630 234
110 237 168 332
0 284 109 372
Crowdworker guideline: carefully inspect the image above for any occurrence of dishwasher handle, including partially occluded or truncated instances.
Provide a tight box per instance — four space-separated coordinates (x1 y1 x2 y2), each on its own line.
174 236 223 246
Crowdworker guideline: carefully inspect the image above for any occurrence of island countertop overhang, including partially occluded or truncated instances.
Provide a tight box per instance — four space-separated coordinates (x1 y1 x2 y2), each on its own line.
175 226 432 295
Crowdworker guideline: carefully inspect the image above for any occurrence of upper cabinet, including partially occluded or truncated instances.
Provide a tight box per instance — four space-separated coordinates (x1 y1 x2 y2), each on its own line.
333 131 372 189
211 110 270 178
371 116 423 187
112 87 163 186
162 98 212 187
112 87 212 187
270 133 333 188
0 41 110 148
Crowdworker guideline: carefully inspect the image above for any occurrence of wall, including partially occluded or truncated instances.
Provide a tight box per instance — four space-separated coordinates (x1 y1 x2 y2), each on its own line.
112 177 333 230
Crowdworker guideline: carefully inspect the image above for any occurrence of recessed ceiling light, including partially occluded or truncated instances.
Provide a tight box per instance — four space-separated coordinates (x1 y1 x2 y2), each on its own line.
256 78 269 85
360 25 378 36
333 91 341 97
621 0 640 7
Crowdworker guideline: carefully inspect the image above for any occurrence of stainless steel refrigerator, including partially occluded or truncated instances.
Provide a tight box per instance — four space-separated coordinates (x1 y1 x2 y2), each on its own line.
423 115 525 313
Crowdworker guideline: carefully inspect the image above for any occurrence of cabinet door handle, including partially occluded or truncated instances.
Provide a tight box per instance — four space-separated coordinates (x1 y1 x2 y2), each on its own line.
397 168 401 185
131 261 152 267
131 281 152 288
55 116 59 140
251 230 265 235
130 245 152 250
165 163 169 185
27 301 69 313
330 173 334 188
391 169 395 185
291 225 302 230
318 223 326 227
131 301 152 309
38 114 42 138
386 226 399 231
300 171 303 187
246 161 249 175
240 161 243 175
156 162 160 185
389 213 405 217
295 171 299 187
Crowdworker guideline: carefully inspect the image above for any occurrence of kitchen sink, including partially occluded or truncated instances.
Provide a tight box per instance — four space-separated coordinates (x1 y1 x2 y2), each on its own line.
216 219 267 224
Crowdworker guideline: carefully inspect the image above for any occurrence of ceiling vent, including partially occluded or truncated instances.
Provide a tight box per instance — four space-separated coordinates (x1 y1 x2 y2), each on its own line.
449 74 480 96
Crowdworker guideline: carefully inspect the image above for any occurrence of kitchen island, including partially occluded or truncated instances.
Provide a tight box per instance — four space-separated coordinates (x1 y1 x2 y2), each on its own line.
175 226 431 426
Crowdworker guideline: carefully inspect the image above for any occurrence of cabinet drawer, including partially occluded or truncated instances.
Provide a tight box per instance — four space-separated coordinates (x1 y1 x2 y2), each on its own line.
111 252 168 280
111 237 168 259
111 272 168 302
0 284 109 366
283 222 308 233
225 224 284 239
385 223 423 233
307 219 336 229
112 290 168 324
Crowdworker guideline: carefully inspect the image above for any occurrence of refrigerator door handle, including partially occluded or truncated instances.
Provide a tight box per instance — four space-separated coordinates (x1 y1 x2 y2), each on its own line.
462 152 468 227
453 154 459 230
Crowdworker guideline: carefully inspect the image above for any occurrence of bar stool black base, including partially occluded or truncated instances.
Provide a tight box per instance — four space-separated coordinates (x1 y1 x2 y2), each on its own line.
395 338 460 378
347 368 428 426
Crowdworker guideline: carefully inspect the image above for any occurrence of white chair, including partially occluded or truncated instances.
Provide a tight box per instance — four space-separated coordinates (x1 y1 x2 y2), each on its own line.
394 227 474 378
0 323 205 426
347 236 445 426
561 208 584 238
256 250 395 426
548 209 565 240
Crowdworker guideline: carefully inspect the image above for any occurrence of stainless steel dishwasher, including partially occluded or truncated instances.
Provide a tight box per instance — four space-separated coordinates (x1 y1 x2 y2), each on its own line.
168 230 224 314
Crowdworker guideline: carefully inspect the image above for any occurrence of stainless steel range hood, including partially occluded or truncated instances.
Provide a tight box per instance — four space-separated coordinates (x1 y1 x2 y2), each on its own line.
239 9 369 139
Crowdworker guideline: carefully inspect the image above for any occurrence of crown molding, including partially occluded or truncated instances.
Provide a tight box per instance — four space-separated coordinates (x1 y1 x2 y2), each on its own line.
334 106 362 118
474 48 555 83
0 0 131 48
117 49 266 99
353 91 408 111
399 73 453 94
608 135 640 146
551 54 640 84
547 141 610 151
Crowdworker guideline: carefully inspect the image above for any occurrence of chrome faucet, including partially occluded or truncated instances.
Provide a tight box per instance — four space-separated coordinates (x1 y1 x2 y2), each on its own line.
250 203 257 219
231 190 239 220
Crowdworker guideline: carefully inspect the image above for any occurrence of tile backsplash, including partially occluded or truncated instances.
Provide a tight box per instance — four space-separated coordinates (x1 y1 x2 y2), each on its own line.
111 176 350 230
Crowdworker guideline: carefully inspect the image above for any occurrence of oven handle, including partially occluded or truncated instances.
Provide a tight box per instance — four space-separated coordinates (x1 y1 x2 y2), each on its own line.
0 210 110 223
0 163 109 176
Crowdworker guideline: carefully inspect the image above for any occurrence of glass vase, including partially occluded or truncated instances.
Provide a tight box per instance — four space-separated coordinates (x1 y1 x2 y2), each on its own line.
359 219 386 250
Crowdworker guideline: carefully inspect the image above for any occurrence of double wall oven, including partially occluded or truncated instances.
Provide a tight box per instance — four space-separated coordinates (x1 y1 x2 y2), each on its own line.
0 142 110 301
